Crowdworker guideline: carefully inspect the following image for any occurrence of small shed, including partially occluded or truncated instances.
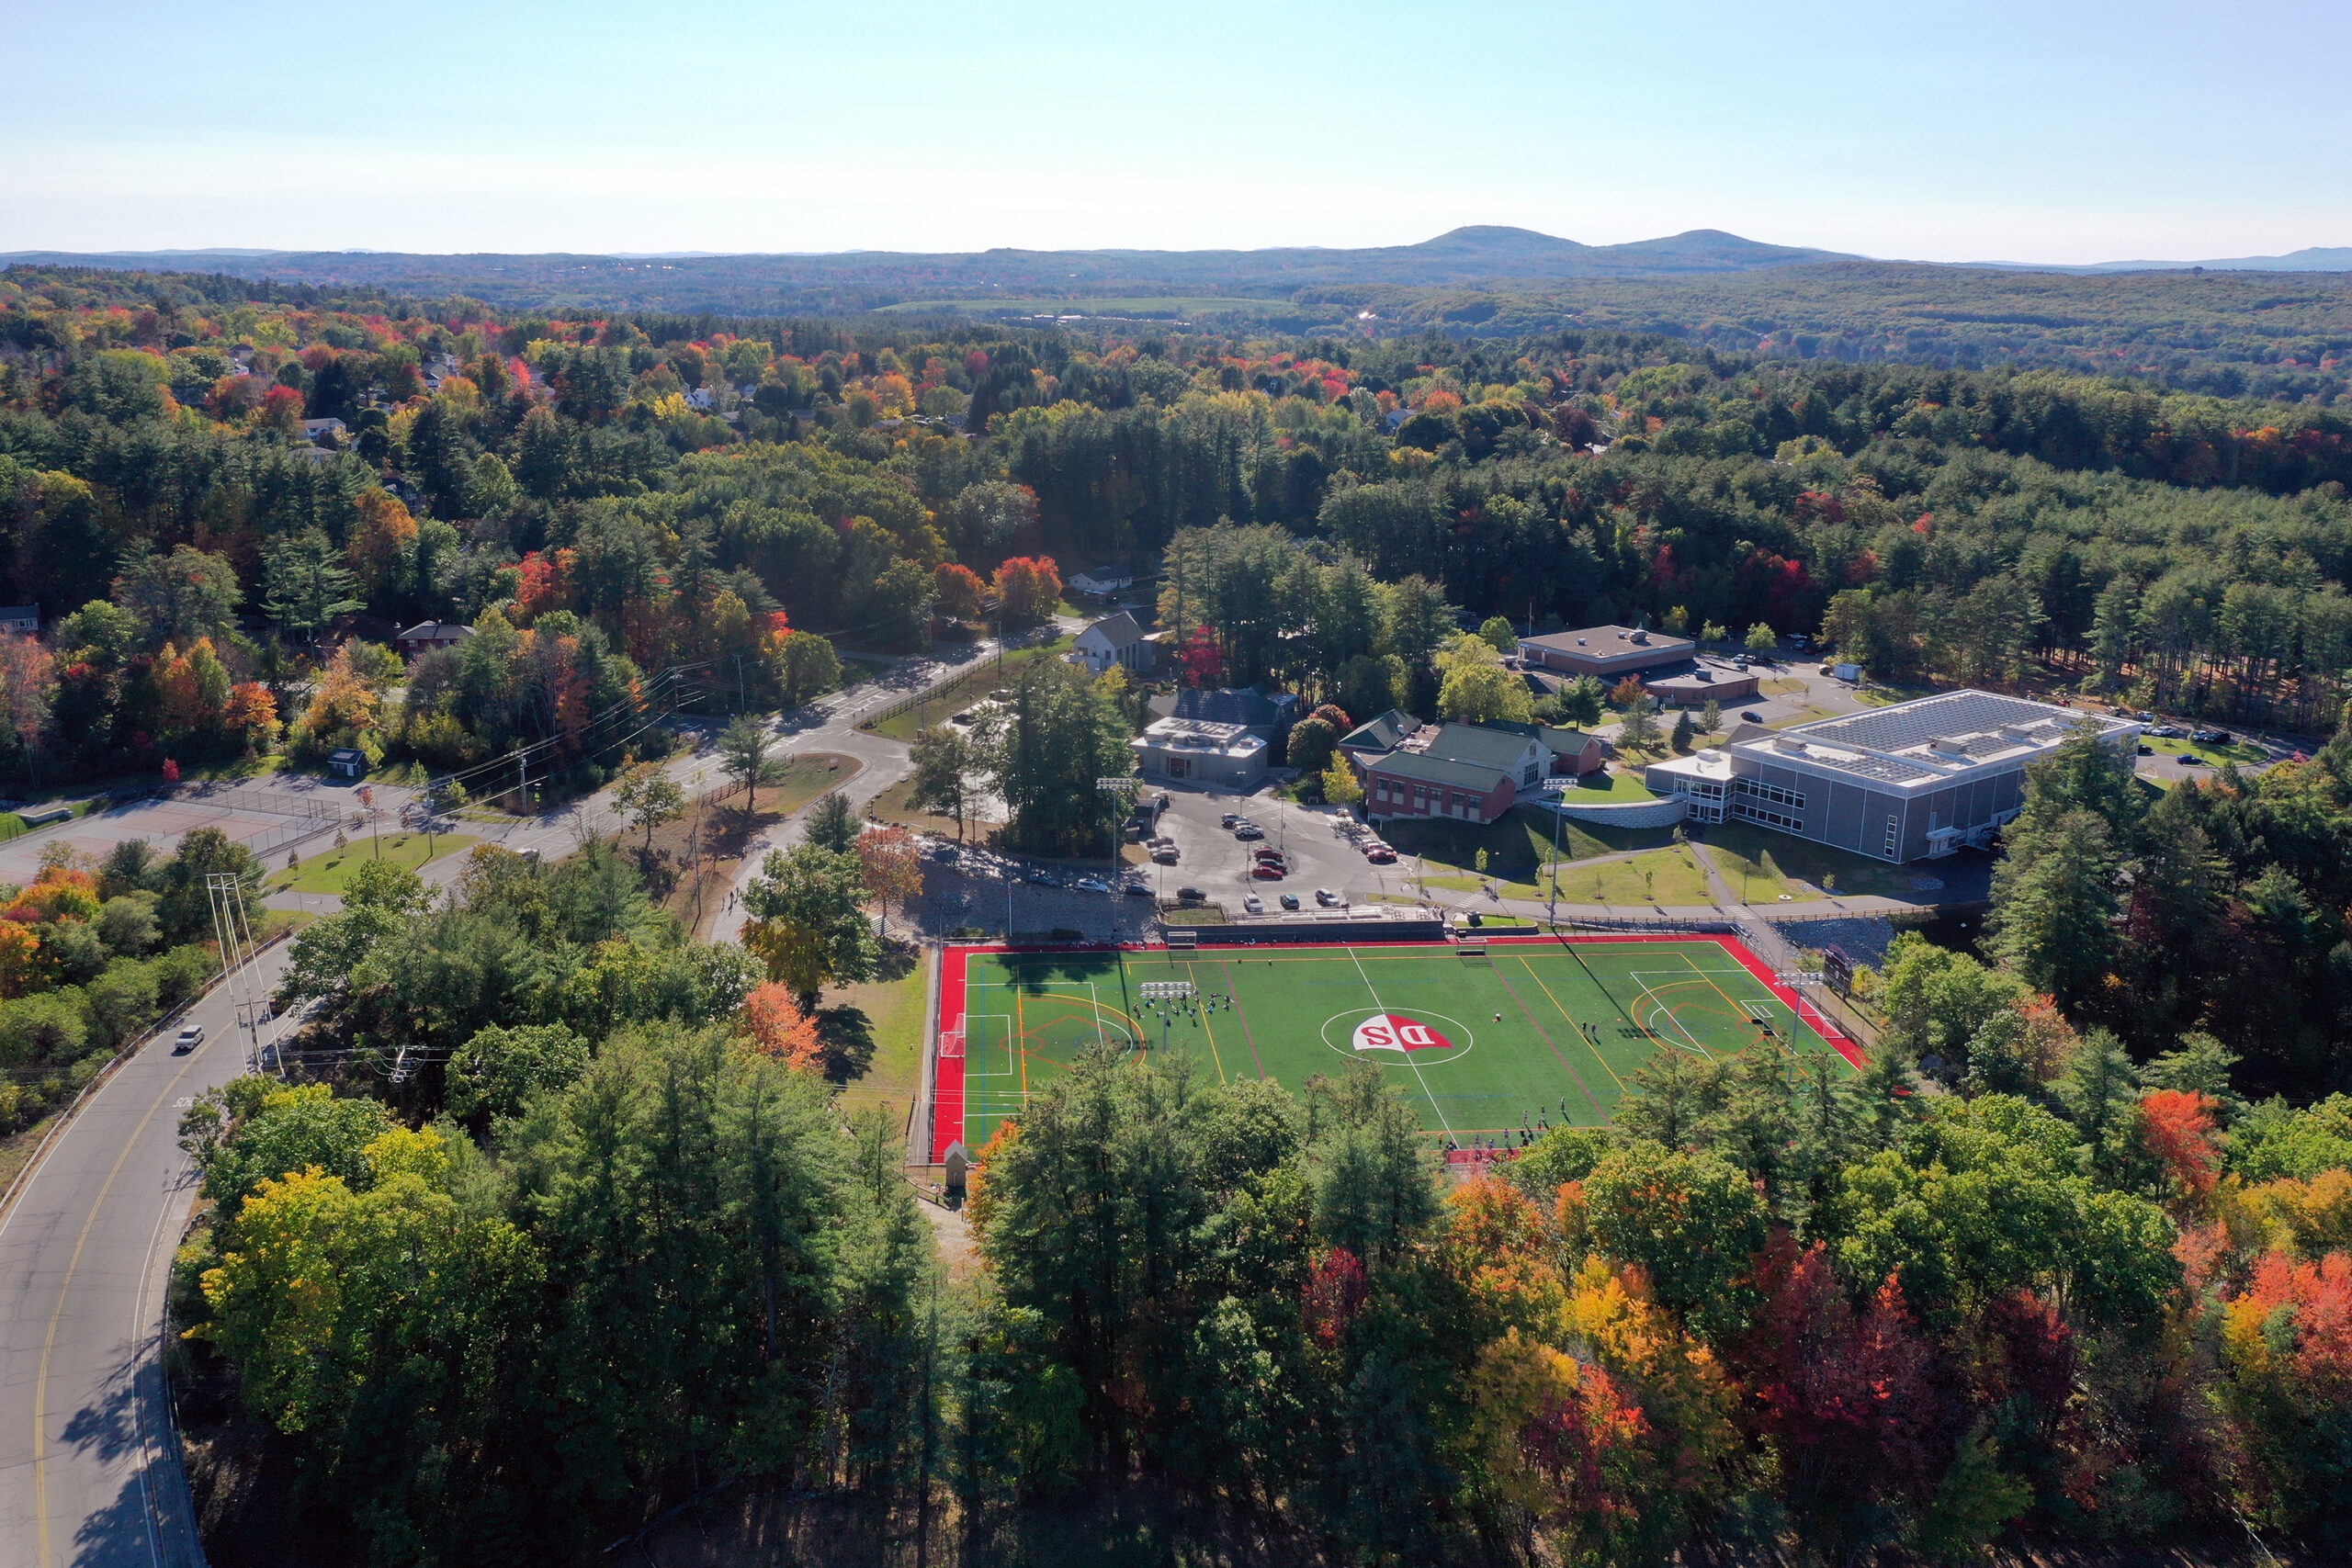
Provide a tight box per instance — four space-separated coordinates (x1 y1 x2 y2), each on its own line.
942 1140 972 1198
328 748 368 779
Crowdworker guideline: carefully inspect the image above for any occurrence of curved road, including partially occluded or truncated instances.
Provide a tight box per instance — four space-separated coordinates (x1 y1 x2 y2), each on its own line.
0 942 291 1568
0 632 1026 1566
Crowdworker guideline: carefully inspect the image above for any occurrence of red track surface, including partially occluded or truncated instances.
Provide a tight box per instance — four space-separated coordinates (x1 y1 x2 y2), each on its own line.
927 933 1864 1163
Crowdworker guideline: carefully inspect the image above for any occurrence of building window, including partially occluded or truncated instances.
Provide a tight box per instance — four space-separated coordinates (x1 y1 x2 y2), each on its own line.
1883 814 1900 857
1732 800 1800 830
1734 778 1805 809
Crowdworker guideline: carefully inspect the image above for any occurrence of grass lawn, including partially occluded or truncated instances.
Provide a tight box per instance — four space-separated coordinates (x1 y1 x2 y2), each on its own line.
627 753 859 937
827 944 933 1118
1854 682 1939 708
267 831 481 895
2142 732 2268 766
867 775 1001 839
1561 769 1662 804
869 636 1076 742
1689 832 1799 903
1385 808 1677 893
935 937 1856 1156
1696 821 1917 898
760 752 859 818
1532 847 1715 907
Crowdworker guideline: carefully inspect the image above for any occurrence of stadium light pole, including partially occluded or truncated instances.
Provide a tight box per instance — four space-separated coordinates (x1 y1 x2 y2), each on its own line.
1095 777 1136 883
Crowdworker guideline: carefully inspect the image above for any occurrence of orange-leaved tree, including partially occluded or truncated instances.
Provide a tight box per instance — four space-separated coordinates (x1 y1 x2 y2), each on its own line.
2142 1089 2223 1204
933 563 987 622
992 556 1061 627
739 981 822 1071
345 489 418 603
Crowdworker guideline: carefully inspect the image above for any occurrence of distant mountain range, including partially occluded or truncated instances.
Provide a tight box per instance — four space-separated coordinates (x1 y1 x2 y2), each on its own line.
6 227 2348 326
0 226 1860 302
1967 245 2352 275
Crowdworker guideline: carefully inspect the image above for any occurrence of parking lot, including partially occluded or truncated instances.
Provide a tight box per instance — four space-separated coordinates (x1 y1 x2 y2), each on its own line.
906 781 1419 939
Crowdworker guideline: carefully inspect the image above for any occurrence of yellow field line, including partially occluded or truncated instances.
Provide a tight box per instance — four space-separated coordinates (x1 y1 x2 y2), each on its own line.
1516 957 1630 1096
1677 950 1795 1058
1184 959 1228 1085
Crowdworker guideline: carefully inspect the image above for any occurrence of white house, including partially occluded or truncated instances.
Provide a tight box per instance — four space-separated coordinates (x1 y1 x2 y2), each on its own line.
1074 612 1152 676
1067 565 1135 598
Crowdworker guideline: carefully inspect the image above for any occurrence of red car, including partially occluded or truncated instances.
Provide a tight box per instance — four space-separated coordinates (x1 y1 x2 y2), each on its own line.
1252 861 1286 879
1365 846 1397 864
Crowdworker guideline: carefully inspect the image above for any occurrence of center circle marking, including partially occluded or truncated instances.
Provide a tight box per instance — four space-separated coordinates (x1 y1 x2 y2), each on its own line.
1318 1008 1477 1064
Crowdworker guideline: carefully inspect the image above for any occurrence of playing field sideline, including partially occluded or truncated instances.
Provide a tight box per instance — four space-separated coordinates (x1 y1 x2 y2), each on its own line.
928 934 1862 1161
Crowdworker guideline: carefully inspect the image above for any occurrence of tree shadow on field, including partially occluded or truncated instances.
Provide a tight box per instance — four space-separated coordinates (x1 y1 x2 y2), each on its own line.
817 1006 876 1083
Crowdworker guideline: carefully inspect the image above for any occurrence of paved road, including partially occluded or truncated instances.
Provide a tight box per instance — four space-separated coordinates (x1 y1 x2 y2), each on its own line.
0 637 1033 1567
0 942 292 1568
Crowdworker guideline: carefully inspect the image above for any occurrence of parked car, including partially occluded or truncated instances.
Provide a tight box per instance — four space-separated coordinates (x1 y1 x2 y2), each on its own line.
1175 886 1204 904
2137 744 2154 756
1315 888 1343 907
2179 754 2207 766
1235 824 1264 840
1221 813 1240 829
1365 846 1397 864
1074 877 1112 893
173 1024 204 1054
1742 710 1763 722
1732 655 1749 671
1151 847 1179 864
2146 724 2183 739
1123 880 1154 897
1252 862 1285 879
1024 872 1056 886
2192 728 2231 744
1243 894 1264 914
1280 893 1301 910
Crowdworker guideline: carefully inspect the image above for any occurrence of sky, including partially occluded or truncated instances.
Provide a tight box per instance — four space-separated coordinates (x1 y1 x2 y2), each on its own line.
4 0 2347 264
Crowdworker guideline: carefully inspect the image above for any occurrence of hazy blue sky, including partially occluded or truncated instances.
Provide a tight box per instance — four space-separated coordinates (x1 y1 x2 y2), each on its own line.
5 0 2345 262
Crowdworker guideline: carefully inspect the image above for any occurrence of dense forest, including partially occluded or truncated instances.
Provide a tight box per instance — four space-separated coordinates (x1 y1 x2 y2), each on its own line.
172 748 2352 1564
3 265 2351 1561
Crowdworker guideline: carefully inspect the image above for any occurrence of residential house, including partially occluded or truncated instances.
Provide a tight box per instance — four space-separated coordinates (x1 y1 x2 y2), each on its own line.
328 747 368 779
1067 565 1136 598
395 621 476 657
1074 612 1153 677
0 605 39 636
300 417 347 446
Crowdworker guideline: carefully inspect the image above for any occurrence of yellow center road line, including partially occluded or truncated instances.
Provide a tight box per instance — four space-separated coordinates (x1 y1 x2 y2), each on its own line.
34 1035 216 1568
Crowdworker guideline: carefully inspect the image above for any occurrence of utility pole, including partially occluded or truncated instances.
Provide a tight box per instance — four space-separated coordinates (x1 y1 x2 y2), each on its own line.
208 872 277 1077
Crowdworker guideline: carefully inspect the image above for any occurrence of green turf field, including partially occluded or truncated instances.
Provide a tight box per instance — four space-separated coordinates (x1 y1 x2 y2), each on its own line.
934 937 1859 1157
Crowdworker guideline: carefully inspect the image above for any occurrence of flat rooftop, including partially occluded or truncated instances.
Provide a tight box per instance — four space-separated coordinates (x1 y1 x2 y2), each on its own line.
1656 690 2137 794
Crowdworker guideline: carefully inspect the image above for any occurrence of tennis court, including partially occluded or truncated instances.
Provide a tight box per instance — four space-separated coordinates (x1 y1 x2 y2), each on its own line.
928 934 1862 1161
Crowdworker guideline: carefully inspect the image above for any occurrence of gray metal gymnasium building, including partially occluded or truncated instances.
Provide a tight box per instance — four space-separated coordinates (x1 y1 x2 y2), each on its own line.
1643 690 2140 863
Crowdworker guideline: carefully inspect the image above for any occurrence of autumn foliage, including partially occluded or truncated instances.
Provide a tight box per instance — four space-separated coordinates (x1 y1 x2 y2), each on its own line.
991 556 1061 626
738 982 821 1070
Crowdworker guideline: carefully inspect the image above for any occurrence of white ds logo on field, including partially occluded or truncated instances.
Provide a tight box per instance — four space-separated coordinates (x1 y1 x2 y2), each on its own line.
1351 1013 1453 1054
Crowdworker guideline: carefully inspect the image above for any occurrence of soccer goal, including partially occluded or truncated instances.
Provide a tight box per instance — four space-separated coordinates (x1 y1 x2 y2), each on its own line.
1457 933 1490 960
938 1013 967 1059
1164 928 1199 951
